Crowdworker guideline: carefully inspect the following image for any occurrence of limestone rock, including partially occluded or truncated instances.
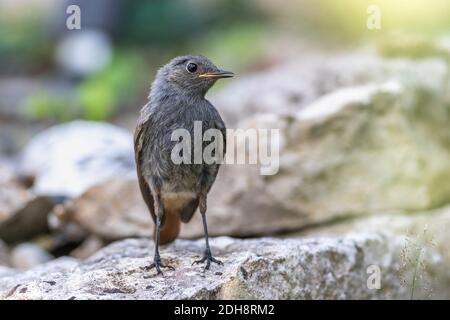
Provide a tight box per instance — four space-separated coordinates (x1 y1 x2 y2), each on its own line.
212 52 449 126
57 178 151 240
297 204 450 271
19 120 136 198
205 80 450 234
0 234 448 299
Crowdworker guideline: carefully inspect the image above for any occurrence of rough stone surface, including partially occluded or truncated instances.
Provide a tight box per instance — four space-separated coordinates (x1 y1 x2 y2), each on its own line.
200 80 450 236
297 204 450 270
257 81 450 221
19 120 136 198
0 234 448 300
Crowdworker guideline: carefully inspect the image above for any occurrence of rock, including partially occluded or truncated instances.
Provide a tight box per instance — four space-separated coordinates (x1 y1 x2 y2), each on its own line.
70 236 105 260
10 243 53 271
0 234 449 299
0 196 54 243
19 120 136 198
201 79 450 235
57 178 151 240
212 52 449 126
53 175 294 240
0 164 54 243
186 79 450 237
292 204 450 299
296 204 450 270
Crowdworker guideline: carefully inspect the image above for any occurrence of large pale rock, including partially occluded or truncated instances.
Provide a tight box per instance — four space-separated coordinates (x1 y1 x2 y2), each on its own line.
292 204 450 298
212 52 449 125
19 120 136 198
205 80 450 234
1 233 449 299
191 79 450 236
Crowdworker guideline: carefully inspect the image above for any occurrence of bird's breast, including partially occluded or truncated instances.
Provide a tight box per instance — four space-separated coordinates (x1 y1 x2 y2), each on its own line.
161 190 197 213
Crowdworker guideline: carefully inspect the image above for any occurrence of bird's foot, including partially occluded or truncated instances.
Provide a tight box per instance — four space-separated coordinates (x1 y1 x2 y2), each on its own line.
142 257 175 276
192 250 223 271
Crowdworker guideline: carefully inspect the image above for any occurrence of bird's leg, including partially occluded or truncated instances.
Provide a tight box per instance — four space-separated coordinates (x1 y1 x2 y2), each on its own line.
192 195 223 271
145 190 175 276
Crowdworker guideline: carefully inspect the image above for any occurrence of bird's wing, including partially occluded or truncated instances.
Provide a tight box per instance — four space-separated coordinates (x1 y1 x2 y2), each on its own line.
134 116 156 224
217 118 227 157
205 116 226 186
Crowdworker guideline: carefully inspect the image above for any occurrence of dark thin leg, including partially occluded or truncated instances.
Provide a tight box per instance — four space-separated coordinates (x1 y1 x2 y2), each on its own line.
144 188 175 276
192 197 223 271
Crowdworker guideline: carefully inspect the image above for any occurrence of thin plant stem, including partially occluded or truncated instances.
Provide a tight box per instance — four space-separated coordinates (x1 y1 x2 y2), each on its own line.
410 247 423 300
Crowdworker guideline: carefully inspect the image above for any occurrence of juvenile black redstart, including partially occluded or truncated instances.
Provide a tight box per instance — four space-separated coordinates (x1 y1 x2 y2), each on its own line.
134 55 233 274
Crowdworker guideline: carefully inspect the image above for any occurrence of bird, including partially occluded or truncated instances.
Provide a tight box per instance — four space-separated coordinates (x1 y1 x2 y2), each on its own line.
134 55 233 275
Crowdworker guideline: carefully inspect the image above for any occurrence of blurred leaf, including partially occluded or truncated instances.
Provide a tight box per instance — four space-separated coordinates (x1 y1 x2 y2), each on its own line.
25 93 80 122
78 50 145 120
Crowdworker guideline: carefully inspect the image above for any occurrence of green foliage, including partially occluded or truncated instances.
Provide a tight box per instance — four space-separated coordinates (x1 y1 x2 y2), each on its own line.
78 50 146 121
25 93 80 122
26 51 145 122
79 50 145 120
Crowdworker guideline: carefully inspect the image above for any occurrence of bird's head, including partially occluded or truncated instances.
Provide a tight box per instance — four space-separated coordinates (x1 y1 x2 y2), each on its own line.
153 55 234 98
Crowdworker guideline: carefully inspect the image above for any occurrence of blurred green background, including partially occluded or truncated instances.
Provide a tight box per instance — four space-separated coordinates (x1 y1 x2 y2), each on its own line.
1 0 450 140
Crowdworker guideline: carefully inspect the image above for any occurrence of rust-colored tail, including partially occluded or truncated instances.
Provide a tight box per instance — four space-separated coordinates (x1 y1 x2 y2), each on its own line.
155 208 181 245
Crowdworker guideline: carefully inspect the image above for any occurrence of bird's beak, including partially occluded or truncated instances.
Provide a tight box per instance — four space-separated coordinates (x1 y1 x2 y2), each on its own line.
198 69 234 79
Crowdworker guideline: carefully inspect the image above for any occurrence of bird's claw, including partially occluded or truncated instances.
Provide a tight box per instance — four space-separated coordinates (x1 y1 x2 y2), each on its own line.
192 251 223 271
143 258 175 276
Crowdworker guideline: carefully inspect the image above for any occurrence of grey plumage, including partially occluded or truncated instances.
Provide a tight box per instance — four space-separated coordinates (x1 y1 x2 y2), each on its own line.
134 55 233 274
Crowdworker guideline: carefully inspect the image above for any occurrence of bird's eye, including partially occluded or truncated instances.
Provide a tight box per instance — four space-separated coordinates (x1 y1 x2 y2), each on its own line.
186 62 198 73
